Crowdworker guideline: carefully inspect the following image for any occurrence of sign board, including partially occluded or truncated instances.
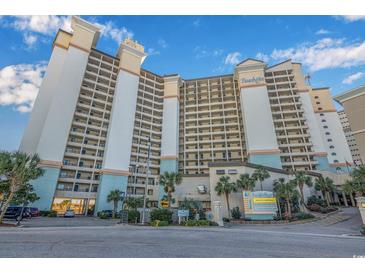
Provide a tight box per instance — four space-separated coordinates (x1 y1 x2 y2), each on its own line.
243 191 278 220
178 210 189 217
160 200 169 208
361 202 365 209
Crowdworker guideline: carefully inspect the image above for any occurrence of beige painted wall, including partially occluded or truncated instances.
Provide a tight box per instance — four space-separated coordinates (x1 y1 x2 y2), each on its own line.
309 88 337 113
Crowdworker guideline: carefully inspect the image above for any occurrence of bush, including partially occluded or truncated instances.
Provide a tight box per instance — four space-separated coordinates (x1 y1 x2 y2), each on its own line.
307 195 325 207
150 208 172 223
48 210 57 217
40 210 50 217
320 207 338 214
128 210 140 223
151 220 169 227
99 212 110 219
308 204 321 212
293 212 314 220
181 219 210 226
223 217 230 222
208 221 219 226
231 207 241 220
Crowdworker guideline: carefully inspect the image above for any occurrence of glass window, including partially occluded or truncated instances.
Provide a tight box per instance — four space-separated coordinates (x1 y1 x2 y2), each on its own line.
216 169 225 175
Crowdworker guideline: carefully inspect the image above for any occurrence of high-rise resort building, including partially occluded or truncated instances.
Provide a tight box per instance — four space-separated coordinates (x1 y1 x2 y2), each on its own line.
20 17 354 216
337 110 362 166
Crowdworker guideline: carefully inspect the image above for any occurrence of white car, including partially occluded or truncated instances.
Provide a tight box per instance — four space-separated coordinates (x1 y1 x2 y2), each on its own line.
64 209 75 218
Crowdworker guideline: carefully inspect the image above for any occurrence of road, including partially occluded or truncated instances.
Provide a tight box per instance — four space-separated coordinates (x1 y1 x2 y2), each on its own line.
0 207 363 258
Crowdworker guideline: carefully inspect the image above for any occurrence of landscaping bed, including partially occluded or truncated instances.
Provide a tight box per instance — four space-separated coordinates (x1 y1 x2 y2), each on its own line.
0 223 17 227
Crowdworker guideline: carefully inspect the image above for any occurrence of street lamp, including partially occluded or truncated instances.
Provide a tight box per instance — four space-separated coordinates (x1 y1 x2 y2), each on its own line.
141 136 151 225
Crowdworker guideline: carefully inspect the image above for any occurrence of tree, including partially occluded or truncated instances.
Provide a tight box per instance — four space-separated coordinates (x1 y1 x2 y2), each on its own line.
215 175 237 219
252 166 270 191
344 166 365 197
179 198 202 219
158 172 182 209
107 189 124 218
0 151 43 224
315 176 335 207
124 196 144 210
291 171 313 212
236 173 256 191
273 178 298 219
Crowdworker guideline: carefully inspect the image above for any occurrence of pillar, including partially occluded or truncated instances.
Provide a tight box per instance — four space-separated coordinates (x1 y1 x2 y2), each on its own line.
23 16 101 210
342 191 349 207
235 59 282 169
350 193 356 207
158 75 182 203
94 38 146 213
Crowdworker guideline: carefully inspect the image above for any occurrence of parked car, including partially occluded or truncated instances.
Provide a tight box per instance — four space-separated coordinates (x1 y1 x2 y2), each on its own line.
30 207 40 217
64 209 75 218
3 206 32 221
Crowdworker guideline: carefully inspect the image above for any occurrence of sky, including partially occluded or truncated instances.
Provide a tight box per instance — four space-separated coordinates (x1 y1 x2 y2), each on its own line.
1 15 365 151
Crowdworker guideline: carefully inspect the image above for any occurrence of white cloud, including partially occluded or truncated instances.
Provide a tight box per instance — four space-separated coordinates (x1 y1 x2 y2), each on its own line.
94 21 133 45
147 48 160 56
224 52 242 65
342 72 365 84
158 38 168 48
23 33 38 48
0 63 46 112
316 28 331 35
255 52 270 63
271 38 365 72
194 46 223 59
337 15 365 22
11 15 72 35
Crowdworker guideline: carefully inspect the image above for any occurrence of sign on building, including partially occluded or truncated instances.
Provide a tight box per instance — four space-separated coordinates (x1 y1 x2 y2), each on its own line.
243 191 278 220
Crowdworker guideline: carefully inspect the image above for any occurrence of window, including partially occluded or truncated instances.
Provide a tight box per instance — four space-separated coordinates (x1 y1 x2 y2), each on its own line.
325 132 330 135
320 113 325 116
228 169 238 174
323 126 328 129
327 139 333 142
316 102 320 105
329 145 335 149
147 189 153 195
334 160 339 163
314 96 319 99
216 169 225 175
318 107 323 110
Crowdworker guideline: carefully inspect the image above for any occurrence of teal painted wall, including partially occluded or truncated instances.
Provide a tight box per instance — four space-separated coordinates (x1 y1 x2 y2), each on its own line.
30 166 60 210
94 174 128 214
315 156 352 173
249 154 282 169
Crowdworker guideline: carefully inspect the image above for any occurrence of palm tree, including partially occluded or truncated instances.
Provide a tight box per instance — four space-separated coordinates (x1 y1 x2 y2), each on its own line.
344 166 365 197
236 173 256 191
107 189 124 218
273 178 298 219
252 166 270 191
124 196 144 210
0 151 43 224
236 173 255 218
291 171 313 212
159 172 182 209
215 175 237 219
315 176 335 207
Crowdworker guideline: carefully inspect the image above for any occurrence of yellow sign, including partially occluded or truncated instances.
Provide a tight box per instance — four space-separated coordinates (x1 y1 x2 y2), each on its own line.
253 197 277 204
361 202 365 208
160 200 169 208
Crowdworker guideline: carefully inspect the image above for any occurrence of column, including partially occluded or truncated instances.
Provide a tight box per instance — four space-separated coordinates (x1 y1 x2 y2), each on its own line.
27 16 101 210
158 75 182 202
94 38 146 213
235 59 282 169
342 191 348 206
350 193 356 207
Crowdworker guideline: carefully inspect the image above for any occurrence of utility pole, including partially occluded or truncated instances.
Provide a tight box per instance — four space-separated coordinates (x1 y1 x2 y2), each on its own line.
141 136 151 225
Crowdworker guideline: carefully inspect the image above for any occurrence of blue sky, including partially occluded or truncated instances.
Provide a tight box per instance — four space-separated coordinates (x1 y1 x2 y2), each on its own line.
1 15 365 151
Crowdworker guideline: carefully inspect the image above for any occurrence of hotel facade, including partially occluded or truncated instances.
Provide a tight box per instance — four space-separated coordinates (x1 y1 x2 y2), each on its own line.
20 17 354 215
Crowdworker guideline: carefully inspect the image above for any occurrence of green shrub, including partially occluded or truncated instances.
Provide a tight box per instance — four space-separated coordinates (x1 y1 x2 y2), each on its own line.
307 195 325 207
231 207 241 220
99 212 110 219
48 210 57 217
128 210 140 223
151 220 169 227
320 207 338 214
294 212 314 220
223 217 230 222
150 208 172 223
182 219 210 226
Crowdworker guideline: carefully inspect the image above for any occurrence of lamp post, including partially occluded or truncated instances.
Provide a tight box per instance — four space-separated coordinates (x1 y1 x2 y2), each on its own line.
141 136 151 225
